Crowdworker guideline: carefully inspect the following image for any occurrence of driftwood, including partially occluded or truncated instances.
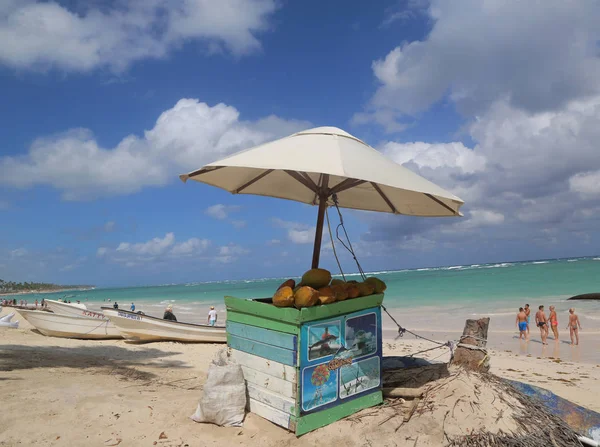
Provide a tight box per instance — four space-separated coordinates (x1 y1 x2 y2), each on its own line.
382 387 424 398
451 318 490 372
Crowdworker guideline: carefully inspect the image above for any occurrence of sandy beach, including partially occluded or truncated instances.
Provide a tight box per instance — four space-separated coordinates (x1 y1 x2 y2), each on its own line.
1 307 598 447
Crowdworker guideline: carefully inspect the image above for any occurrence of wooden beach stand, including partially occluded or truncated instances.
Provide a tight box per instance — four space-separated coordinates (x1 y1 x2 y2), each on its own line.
179 127 464 434
225 293 384 436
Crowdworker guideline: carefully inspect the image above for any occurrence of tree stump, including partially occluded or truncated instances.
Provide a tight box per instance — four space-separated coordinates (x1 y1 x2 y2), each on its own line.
451 317 490 372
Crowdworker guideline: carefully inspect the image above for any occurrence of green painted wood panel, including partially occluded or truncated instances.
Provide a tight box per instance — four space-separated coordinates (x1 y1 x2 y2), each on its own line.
295 391 383 436
228 334 297 366
225 296 300 324
227 311 300 335
227 321 297 350
225 294 384 324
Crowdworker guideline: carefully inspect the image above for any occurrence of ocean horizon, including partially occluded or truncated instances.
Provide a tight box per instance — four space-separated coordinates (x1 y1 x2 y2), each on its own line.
7 256 600 335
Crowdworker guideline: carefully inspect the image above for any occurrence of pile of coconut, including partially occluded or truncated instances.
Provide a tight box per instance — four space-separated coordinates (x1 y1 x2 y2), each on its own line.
372 364 584 446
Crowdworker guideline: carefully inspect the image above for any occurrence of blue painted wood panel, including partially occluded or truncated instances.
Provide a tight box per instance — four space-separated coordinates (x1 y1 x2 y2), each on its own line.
227 321 297 350
228 334 297 366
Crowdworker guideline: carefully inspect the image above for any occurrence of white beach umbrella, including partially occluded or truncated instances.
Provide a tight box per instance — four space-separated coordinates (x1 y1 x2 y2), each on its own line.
180 127 464 268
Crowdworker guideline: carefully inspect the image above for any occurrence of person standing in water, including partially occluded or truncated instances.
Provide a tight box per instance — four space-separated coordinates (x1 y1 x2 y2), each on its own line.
524 304 531 335
548 305 559 341
207 306 217 326
516 307 528 340
566 308 582 345
130 302 136 312
535 305 548 345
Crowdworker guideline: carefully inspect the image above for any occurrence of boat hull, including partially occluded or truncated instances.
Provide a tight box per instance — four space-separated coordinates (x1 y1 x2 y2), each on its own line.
17 309 122 339
101 307 226 343
45 299 105 319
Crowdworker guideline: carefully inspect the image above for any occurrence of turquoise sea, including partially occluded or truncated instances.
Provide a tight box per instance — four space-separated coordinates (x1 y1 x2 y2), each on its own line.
8 256 600 332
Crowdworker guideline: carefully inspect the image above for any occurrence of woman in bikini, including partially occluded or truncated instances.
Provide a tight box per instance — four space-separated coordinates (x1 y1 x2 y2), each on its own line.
566 308 582 345
548 305 559 341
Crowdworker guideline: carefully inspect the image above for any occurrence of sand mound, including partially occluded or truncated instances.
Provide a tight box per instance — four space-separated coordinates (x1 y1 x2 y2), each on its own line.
378 365 582 446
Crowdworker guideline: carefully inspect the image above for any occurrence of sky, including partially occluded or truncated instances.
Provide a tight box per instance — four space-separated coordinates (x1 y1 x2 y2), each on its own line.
1 0 600 287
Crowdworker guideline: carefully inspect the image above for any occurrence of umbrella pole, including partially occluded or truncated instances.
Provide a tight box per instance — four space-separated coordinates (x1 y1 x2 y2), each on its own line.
311 197 328 269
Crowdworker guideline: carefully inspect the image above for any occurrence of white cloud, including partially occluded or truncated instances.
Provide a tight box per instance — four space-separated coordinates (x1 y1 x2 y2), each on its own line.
357 0 600 130
116 233 175 256
98 232 251 267
365 95 600 248
103 221 116 232
381 141 486 173
230 220 247 229
272 218 314 244
267 239 281 245
0 0 278 72
10 248 28 258
569 171 600 196
205 204 241 220
214 244 250 264
171 238 211 256
60 256 87 272
0 99 311 200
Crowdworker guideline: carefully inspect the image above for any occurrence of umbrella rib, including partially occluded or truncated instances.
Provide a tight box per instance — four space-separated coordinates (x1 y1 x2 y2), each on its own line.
370 182 398 214
234 169 273 194
424 193 458 215
184 165 226 180
284 170 319 194
329 179 366 195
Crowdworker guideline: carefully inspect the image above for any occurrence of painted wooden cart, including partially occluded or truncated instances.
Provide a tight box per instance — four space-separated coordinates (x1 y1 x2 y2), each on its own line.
225 294 384 436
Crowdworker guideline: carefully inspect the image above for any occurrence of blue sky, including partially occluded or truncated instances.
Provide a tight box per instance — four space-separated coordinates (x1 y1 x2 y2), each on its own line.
1 1 600 287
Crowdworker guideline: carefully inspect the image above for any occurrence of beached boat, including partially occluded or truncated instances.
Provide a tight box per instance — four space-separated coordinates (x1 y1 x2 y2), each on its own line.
101 307 227 343
16 309 122 339
0 312 19 329
44 299 105 319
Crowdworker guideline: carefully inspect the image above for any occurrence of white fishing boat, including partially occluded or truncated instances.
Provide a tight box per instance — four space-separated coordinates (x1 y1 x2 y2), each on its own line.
45 299 105 319
16 309 122 339
0 312 19 329
101 307 227 343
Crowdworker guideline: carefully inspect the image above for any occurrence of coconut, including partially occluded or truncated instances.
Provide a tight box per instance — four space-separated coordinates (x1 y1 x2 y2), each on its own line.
346 284 360 299
300 268 332 289
357 282 375 297
317 286 337 305
272 286 295 307
294 286 319 308
331 284 349 302
364 277 387 294
277 279 296 291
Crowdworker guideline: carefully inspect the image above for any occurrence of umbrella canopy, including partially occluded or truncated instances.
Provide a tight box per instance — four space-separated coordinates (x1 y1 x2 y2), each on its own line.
180 126 464 268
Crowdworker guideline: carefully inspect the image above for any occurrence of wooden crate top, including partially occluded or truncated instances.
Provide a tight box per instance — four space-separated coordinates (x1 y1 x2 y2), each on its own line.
224 294 384 325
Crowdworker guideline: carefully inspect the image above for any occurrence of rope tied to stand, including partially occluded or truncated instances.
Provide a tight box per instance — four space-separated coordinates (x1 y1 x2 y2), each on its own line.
325 195 456 362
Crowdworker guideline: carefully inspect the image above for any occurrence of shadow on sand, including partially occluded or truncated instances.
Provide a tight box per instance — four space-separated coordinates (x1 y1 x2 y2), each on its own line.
0 343 190 380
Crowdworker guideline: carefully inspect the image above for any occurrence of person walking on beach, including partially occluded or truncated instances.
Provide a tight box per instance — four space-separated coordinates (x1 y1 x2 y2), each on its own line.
566 308 582 345
516 307 528 340
130 302 135 312
535 305 549 345
207 306 217 326
548 305 559 341
524 304 531 335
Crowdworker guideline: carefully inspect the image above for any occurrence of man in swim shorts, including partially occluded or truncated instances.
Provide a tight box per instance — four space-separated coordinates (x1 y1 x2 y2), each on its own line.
524 304 531 335
535 305 548 345
516 307 528 340
566 308 582 345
